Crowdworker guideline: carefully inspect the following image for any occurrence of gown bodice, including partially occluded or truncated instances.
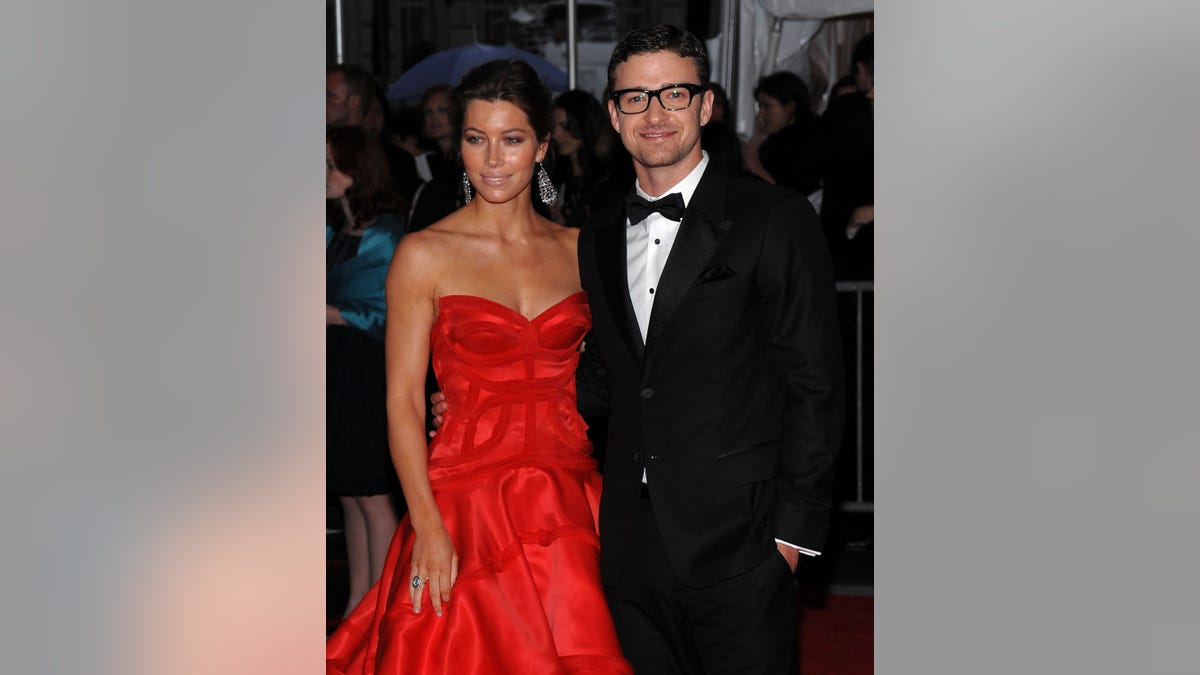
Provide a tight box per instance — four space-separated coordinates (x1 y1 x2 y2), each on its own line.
426 291 593 484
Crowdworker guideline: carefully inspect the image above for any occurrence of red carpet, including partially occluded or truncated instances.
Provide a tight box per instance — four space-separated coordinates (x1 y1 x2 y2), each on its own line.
798 594 873 674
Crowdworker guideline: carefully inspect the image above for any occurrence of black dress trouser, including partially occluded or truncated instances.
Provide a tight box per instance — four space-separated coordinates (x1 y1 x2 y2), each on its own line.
604 493 800 675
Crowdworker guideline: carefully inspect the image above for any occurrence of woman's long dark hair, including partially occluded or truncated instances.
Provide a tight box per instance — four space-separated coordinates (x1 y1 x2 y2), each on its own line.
327 125 406 229
450 59 554 150
551 89 619 180
753 71 815 125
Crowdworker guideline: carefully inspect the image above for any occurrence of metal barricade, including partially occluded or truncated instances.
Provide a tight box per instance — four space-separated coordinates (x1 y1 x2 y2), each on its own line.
836 281 873 513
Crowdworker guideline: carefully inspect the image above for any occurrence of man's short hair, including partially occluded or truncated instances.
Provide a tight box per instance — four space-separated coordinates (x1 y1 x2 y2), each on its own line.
605 24 710 100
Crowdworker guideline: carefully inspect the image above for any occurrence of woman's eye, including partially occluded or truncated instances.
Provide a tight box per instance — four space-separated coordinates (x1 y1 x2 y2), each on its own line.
505 136 524 144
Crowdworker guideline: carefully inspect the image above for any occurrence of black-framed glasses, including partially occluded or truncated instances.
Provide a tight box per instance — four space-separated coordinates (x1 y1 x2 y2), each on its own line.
611 83 707 114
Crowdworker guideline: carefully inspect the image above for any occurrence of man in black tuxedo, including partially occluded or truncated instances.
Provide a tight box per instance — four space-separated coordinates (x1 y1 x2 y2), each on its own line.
576 24 845 674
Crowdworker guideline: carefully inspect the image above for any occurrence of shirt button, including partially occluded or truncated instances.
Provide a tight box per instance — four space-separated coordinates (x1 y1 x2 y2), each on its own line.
641 388 654 399
649 288 655 294
654 238 661 245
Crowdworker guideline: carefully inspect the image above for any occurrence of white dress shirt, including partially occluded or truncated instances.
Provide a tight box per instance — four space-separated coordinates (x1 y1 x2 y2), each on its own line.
626 153 709 338
624 152 818 558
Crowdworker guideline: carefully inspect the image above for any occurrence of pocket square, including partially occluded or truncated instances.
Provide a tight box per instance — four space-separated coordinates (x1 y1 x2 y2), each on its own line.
697 263 736 283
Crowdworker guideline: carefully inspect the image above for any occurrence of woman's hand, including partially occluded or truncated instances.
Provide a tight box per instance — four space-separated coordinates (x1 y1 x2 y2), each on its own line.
408 524 459 616
740 124 775 185
326 304 346 326
745 117 771 151
846 205 875 239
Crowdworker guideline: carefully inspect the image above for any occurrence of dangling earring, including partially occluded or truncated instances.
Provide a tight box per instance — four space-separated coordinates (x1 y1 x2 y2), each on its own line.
536 162 557 206
461 170 473 204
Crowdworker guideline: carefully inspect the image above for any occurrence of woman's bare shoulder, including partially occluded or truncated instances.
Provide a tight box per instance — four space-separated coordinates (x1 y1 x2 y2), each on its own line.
388 226 455 290
548 220 582 255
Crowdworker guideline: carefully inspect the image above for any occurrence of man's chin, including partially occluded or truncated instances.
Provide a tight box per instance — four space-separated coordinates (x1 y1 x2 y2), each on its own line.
632 148 687 169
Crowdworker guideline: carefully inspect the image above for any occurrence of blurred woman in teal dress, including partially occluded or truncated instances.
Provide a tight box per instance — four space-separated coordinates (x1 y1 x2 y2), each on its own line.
326 124 407 619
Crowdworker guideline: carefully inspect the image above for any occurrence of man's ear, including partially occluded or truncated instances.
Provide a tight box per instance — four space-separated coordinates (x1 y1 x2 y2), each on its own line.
699 89 715 127
607 100 621 133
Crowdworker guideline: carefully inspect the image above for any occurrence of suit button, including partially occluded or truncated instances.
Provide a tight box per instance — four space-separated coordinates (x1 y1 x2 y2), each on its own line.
633 451 644 464
641 387 654 399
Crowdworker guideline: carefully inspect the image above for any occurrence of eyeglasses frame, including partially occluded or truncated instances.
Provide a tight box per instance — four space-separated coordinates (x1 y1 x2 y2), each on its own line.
610 83 708 114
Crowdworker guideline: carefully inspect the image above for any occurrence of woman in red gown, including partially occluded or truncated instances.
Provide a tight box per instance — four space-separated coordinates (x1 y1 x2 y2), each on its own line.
326 59 631 675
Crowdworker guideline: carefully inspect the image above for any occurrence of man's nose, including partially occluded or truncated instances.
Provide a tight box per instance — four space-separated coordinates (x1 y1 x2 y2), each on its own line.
645 94 669 122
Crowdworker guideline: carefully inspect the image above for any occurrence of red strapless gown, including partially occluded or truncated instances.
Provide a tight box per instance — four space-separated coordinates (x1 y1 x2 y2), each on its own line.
327 291 631 674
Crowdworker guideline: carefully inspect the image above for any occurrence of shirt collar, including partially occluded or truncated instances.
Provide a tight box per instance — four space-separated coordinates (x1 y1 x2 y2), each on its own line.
634 151 710 209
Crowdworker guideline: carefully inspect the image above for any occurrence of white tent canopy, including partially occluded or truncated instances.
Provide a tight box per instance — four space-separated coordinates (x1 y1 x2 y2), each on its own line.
718 0 873 136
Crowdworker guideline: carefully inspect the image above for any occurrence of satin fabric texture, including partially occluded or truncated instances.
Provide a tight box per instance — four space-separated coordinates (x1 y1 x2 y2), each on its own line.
327 292 631 674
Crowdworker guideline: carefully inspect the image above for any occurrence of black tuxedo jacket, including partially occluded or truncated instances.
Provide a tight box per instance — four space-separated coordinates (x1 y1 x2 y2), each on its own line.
577 163 845 588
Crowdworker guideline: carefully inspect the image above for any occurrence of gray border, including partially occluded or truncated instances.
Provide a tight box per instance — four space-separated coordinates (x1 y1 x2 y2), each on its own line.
877 1 1200 672
0 1 326 673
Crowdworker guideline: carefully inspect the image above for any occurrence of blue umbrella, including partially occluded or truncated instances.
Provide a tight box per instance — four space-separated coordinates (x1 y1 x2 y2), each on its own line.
387 44 568 102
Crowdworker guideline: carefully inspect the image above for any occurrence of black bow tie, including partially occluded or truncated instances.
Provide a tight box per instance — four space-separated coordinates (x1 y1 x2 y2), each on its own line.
626 192 685 225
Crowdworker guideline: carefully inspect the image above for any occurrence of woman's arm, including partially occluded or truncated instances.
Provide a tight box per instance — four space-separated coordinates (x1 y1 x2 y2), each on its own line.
741 124 777 184
383 234 458 617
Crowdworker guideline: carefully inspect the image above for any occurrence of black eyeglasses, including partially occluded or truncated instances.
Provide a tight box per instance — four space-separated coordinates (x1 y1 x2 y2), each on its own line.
610 84 707 114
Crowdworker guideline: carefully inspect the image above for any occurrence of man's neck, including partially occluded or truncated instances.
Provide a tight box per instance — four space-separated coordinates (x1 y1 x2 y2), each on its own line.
634 149 704 198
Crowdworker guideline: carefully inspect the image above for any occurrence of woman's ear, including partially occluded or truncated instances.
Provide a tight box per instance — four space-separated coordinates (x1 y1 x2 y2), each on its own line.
536 136 550 163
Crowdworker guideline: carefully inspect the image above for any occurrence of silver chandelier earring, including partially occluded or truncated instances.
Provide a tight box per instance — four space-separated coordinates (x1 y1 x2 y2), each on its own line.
536 162 557 206
461 170 473 204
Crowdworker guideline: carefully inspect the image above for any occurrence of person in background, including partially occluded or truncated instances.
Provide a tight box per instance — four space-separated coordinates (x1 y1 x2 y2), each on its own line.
327 62 422 206
819 31 873 280
548 89 627 228
707 81 733 124
363 76 423 206
741 70 822 198
326 125 407 619
413 84 456 182
407 84 465 232
700 81 746 175
327 64 375 128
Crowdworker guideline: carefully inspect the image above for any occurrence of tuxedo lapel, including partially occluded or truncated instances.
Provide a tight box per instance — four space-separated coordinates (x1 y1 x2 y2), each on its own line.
593 211 645 363
645 166 732 349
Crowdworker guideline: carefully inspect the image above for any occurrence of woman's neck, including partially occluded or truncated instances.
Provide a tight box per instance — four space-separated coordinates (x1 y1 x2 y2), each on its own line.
339 197 360 231
466 197 542 239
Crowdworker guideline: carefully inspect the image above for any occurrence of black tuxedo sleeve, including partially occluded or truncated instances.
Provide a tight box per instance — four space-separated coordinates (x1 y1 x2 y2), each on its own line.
574 332 610 418
757 192 846 550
